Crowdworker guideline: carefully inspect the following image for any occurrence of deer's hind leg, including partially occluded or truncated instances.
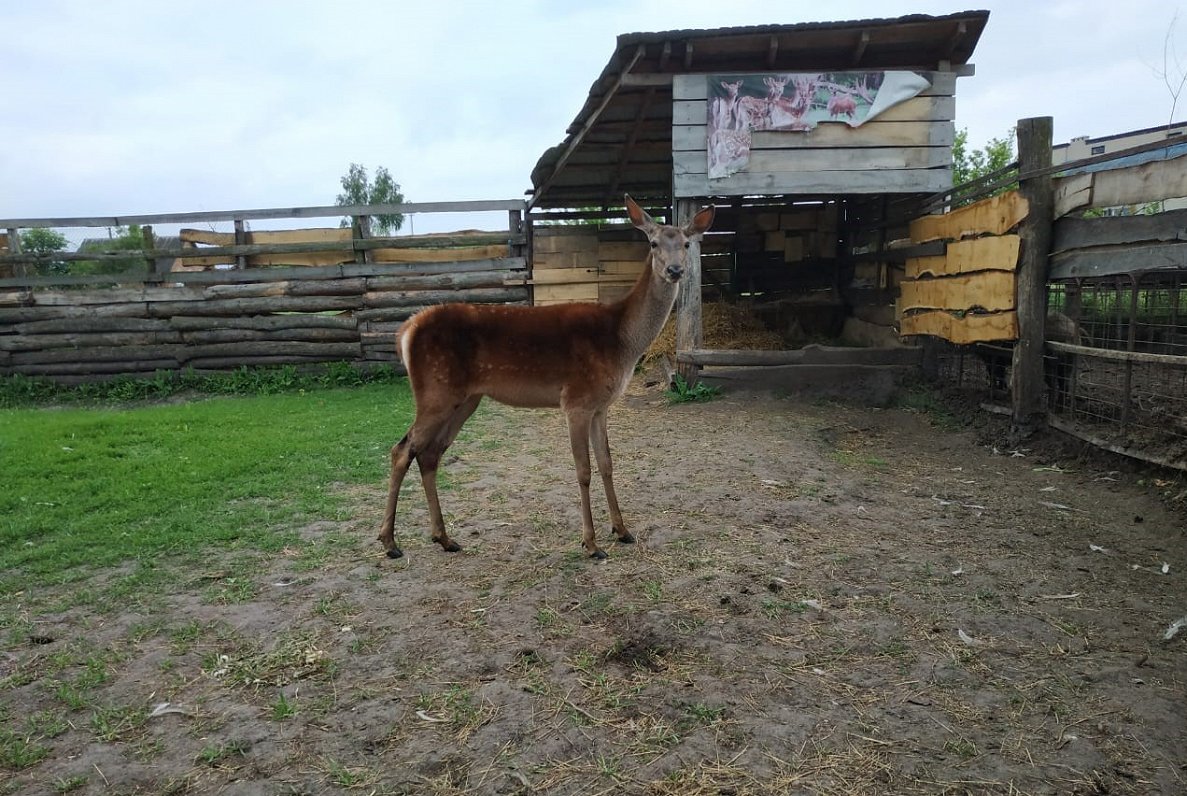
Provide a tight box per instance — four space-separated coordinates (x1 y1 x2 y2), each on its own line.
378 431 416 558
416 395 483 553
378 395 481 558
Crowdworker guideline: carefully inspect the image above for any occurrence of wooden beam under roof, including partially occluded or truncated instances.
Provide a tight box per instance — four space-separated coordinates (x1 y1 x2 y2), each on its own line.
944 21 967 59
607 86 659 203
529 44 646 209
851 31 870 66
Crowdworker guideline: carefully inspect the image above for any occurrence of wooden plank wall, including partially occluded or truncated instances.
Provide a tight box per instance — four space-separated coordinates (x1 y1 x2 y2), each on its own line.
899 191 1029 343
0 255 528 382
531 227 648 306
672 72 957 198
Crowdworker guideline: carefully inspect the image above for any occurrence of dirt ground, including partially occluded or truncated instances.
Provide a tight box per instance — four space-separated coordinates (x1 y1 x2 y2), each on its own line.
4 370 1186 795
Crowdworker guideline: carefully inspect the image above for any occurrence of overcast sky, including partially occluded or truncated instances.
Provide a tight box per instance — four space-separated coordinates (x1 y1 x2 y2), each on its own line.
2 0 1185 240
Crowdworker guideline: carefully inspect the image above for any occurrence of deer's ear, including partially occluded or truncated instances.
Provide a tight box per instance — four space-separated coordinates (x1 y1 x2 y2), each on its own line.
686 205 715 237
625 195 654 231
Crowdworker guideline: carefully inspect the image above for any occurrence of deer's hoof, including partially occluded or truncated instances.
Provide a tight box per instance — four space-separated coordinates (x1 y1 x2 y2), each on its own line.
615 531 636 544
439 540 462 553
590 549 609 561
386 547 404 559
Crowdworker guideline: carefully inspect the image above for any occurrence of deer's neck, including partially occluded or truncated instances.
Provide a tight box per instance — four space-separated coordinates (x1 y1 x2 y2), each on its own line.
617 256 679 363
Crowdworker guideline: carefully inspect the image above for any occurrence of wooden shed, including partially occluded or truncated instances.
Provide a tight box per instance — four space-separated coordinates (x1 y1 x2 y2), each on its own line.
527 10 990 377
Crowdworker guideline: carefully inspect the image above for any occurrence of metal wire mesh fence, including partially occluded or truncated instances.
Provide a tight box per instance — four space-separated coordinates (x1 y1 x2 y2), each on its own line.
928 273 1187 470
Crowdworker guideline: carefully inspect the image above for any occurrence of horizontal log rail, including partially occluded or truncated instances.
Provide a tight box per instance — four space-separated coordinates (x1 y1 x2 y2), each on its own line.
1047 340 1187 367
0 257 528 290
676 345 922 367
0 199 527 230
0 233 527 266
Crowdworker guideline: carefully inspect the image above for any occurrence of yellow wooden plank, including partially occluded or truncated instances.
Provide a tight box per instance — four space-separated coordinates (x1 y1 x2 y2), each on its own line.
372 244 508 263
180 229 234 245
535 283 598 303
253 228 352 244
531 252 567 270
904 254 946 279
910 191 1029 243
533 233 598 254
597 242 647 260
900 310 1018 343
899 270 1016 312
946 235 1020 274
906 235 1021 278
179 227 352 245
530 268 602 285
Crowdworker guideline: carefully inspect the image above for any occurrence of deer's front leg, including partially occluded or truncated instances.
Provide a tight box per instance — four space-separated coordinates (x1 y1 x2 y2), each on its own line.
591 410 632 544
566 411 604 559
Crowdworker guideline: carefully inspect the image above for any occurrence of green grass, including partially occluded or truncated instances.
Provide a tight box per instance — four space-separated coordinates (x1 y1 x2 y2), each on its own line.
271 693 297 721
0 380 414 601
196 739 250 766
664 374 721 404
0 362 398 409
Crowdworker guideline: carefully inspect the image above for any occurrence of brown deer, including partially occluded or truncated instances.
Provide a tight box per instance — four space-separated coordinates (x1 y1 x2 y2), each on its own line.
378 195 715 560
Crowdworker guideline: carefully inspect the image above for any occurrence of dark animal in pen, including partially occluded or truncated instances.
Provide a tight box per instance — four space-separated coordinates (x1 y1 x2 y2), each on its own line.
973 312 1088 408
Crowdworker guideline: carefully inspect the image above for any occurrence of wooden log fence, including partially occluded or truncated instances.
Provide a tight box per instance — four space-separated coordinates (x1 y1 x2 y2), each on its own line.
0 200 528 382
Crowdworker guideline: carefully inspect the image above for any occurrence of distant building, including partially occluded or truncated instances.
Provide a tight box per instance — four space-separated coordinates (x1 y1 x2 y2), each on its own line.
1053 121 1187 164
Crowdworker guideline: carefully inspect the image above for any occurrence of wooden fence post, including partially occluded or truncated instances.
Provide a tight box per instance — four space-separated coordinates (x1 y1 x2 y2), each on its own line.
354 215 373 264
6 227 24 279
233 219 248 270
675 198 703 386
141 225 159 282
1011 116 1054 439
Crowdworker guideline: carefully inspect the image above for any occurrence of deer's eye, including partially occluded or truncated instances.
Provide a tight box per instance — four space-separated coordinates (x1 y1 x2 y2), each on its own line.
684 242 690 249
650 241 658 248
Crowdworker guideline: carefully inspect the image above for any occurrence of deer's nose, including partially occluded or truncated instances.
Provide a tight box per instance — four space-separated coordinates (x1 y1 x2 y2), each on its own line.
665 264 684 281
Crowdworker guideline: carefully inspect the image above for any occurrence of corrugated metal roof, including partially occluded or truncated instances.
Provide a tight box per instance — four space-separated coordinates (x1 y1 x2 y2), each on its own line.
528 10 990 210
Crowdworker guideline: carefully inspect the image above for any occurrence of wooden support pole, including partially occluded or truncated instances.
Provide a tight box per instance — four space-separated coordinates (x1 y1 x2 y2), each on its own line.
6 227 24 279
1011 116 1054 439
140 225 160 282
354 215 373 264
233 219 248 270
675 198 703 386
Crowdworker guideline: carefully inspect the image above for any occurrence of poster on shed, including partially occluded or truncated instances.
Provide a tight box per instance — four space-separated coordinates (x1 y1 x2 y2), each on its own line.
707 71 931 178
